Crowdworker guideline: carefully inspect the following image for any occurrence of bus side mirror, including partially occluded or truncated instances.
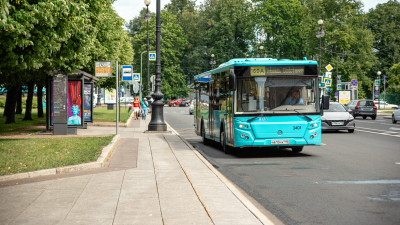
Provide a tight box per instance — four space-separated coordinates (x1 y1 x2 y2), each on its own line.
322 95 330 110
229 69 236 91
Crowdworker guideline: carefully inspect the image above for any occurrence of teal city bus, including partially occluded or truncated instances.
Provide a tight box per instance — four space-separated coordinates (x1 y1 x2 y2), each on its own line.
193 58 329 153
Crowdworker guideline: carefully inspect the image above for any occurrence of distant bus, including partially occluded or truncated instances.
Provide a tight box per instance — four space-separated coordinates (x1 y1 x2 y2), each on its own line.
193 58 329 153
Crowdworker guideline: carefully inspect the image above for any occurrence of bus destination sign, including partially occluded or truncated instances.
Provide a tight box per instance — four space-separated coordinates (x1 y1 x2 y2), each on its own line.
250 66 304 76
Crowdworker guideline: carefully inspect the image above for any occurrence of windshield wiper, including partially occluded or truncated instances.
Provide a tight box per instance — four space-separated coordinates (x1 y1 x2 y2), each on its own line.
247 113 264 123
272 109 312 121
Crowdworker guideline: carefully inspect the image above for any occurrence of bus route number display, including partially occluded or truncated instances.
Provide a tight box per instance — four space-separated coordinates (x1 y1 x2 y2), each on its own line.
251 66 266 76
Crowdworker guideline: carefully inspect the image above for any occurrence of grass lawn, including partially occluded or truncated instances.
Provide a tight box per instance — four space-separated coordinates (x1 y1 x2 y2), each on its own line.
0 136 114 176
93 106 132 123
0 111 46 136
0 104 132 135
0 97 125 176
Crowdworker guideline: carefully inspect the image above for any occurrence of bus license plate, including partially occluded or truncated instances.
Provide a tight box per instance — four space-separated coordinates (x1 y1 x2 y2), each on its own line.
332 121 344 126
271 140 289 145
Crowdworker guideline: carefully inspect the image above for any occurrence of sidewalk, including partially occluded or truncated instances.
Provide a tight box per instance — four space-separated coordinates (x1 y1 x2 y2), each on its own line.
0 114 277 225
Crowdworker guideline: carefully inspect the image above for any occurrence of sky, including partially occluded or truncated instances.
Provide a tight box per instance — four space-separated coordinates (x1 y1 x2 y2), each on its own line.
112 0 390 25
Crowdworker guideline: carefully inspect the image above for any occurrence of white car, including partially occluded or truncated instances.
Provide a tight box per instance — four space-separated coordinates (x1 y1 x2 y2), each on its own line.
373 100 398 109
392 108 400 124
321 102 355 133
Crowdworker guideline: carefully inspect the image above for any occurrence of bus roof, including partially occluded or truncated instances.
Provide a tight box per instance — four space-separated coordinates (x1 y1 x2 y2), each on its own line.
194 57 317 82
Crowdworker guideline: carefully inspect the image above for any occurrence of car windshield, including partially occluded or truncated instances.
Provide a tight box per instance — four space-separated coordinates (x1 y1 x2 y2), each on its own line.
236 76 318 114
326 103 346 112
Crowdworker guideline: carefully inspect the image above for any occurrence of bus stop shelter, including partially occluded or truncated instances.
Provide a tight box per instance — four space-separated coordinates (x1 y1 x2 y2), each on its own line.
46 69 99 135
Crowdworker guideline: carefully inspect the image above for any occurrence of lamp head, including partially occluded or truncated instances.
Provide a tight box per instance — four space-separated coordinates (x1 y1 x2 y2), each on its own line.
318 19 323 25
377 71 381 76
144 0 151 6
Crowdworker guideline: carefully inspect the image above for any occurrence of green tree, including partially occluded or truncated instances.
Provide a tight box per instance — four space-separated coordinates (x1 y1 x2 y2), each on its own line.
132 11 188 99
200 0 253 63
1 0 133 123
366 0 400 96
251 0 304 59
300 0 375 99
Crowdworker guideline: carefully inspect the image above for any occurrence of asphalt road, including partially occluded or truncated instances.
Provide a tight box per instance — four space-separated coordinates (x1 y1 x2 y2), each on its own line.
164 107 400 225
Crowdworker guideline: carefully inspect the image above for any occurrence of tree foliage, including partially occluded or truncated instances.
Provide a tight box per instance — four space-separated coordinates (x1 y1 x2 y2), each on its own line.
0 0 133 123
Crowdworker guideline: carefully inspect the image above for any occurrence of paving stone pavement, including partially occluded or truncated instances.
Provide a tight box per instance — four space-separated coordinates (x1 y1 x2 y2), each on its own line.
0 114 276 225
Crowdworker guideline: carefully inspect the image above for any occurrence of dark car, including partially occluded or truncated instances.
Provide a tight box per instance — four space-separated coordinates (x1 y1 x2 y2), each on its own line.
347 99 377 120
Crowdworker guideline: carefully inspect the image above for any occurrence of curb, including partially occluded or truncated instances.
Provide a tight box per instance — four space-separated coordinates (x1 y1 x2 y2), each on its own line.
165 123 277 225
0 135 120 182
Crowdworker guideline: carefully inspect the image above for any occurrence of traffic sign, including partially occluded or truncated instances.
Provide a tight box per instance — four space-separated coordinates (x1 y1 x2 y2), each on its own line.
337 75 342 80
375 86 379 91
374 80 380 86
133 80 139 93
149 52 156 61
325 64 333 72
337 84 342 90
324 78 332 87
133 73 140 82
375 90 379 95
351 79 358 86
325 72 332 78
121 65 133 81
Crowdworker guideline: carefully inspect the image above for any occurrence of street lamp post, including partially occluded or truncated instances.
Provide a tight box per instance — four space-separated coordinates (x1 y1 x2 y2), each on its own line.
148 0 167 131
144 0 151 102
209 54 216 69
316 20 325 77
377 71 381 109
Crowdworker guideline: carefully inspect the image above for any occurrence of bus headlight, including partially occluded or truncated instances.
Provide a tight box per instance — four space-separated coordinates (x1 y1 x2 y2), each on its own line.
239 124 243 128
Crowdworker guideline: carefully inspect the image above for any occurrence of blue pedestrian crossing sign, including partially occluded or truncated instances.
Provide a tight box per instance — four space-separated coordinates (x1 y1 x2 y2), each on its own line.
374 79 380 86
337 84 342 90
133 73 140 82
149 52 156 61
324 78 332 87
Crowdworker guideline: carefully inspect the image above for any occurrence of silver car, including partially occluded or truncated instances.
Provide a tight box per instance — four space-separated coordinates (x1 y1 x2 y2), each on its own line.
322 102 355 133
392 108 400 124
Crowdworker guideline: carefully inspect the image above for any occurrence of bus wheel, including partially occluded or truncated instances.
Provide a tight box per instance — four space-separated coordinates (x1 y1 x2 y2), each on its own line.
220 131 229 154
292 146 303 153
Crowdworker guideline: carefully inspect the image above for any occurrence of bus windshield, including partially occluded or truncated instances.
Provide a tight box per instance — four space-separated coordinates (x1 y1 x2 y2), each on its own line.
236 76 318 114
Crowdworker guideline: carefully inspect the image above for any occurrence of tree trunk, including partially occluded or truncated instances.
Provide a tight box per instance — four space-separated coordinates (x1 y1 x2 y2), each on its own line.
37 84 44 118
5 86 17 124
23 82 34 121
16 85 23 114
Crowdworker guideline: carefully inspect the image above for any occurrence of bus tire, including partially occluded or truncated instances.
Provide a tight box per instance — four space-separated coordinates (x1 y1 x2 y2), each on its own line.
292 146 303 153
220 131 230 154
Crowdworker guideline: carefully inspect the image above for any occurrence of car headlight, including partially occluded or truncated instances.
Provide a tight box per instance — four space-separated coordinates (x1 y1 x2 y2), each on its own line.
321 116 327 121
348 114 354 121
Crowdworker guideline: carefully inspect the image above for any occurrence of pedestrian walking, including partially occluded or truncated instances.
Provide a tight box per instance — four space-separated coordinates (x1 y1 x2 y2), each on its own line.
132 96 140 120
141 98 149 120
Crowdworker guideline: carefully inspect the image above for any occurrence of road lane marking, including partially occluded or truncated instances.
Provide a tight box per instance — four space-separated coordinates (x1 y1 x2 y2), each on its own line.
356 126 400 137
326 180 400 184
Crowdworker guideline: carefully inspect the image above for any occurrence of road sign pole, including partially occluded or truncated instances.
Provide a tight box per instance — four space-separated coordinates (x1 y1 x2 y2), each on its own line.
116 60 119 135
